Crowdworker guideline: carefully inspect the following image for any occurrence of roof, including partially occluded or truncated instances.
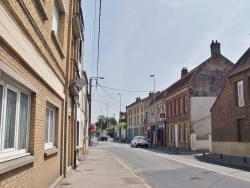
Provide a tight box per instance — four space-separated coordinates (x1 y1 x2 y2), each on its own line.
165 69 196 97
229 46 250 77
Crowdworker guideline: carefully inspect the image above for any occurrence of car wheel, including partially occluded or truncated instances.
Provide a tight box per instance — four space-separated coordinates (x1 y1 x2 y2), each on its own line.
131 144 133 147
135 144 137 148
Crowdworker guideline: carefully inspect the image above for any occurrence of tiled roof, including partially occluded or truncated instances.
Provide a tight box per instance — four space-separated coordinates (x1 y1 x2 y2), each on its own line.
149 89 167 106
229 47 250 77
165 69 196 97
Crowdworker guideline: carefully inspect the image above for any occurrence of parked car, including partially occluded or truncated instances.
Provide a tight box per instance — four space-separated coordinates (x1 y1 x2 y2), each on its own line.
99 135 108 141
131 136 148 148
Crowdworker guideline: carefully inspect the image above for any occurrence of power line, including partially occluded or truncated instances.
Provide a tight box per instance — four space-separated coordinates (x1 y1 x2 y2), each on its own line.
97 84 151 93
91 0 97 77
99 84 119 103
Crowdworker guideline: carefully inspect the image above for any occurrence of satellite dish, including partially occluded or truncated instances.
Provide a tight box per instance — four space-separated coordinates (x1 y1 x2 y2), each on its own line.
75 78 85 90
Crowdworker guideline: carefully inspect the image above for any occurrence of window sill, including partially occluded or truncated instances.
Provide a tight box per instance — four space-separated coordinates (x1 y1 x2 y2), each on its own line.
51 31 65 58
0 155 35 175
35 0 49 20
44 148 58 157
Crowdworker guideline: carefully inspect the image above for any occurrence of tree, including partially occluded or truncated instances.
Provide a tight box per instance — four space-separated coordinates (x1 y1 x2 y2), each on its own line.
95 115 117 132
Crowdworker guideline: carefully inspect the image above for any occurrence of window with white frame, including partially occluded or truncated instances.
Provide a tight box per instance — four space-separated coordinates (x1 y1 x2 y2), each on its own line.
52 2 60 37
237 80 244 107
0 79 30 159
45 104 56 149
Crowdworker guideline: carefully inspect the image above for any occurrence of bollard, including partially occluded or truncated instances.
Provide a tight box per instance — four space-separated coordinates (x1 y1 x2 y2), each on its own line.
169 147 170 151
244 156 247 163
220 154 223 159
203 151 205 157
176 148 178 151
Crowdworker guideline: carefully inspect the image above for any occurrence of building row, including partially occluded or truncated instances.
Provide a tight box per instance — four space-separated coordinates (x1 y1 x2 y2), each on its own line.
126 40 250 158
0 0 90 187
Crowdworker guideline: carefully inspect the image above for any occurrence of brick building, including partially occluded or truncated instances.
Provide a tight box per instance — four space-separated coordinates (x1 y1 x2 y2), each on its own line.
165 41 233 151
0 0 86 187
147 90 167 146
211 46 250 157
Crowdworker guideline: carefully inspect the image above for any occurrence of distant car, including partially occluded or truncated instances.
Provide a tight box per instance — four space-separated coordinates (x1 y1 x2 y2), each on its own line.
131 136 148 148
99 135 108 141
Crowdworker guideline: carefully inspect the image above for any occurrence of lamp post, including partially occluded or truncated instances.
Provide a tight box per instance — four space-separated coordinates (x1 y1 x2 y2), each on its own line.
118 93 121 123
106 103 108 136
112 113 116 139
100 108 102 134
150 75 156 147
89 77 104 146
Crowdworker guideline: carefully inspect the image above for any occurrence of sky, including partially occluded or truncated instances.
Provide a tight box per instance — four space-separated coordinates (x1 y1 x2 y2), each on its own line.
82 0 250 123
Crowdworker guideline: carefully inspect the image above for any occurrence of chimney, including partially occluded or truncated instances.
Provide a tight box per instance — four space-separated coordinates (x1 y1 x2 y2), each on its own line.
210 40 221 57
181 67 188 78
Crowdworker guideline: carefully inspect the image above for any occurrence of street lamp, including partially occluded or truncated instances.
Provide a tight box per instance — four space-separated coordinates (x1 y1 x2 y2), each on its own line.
100 109 102 134
89 77 104 146
106 103 108 136
112 113 115 139
150 75 156 146
118 93 121 123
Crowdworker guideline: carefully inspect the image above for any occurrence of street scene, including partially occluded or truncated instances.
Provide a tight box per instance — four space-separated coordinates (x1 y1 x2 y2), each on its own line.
59 141 250 188
0 0 250 188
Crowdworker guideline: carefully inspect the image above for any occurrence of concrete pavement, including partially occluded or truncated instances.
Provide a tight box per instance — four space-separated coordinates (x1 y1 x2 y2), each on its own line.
57 147 151 188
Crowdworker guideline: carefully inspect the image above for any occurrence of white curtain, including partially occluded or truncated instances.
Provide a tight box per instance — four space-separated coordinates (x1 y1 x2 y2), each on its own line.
18 93 28 149
4 89 17 149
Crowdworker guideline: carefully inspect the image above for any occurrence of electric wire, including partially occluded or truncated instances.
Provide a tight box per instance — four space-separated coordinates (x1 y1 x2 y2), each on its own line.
97 84 151 93
91 0 97 77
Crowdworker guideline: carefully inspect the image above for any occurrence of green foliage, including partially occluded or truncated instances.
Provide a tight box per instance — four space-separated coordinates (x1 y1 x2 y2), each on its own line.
95 115 117 131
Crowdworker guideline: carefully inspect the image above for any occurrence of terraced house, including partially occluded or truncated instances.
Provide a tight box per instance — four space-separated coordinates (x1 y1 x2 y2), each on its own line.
0 0 86 187
165 41 233 151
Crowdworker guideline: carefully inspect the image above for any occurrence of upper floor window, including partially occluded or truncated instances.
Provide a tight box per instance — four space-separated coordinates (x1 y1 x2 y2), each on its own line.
184 96 188 114
52 2 60 37
237 80 244 107
179 97 183 115
0 79 30 160
141 106 143 113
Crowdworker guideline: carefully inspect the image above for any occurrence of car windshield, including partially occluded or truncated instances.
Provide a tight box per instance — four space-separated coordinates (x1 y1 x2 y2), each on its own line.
137 136 146 140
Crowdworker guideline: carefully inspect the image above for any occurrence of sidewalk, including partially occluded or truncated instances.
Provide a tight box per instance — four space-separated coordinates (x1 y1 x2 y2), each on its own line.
147 145 250 168
57 147 151 188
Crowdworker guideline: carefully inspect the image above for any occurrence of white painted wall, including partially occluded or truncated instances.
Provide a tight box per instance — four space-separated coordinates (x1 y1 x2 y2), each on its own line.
190 97 216 139
191 133 209 151
212 142 250 157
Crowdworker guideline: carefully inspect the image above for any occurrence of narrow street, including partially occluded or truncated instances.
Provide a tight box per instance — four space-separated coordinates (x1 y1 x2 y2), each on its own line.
97 141 250 188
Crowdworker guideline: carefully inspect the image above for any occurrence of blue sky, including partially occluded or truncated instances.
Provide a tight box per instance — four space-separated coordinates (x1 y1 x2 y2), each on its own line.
82 0 250 123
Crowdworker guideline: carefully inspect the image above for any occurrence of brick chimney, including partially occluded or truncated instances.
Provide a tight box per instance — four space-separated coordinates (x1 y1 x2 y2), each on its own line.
210 40 221 57
181 67 188 78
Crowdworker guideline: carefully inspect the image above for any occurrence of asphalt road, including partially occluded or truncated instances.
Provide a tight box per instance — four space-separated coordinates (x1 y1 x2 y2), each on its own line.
97 141 250 188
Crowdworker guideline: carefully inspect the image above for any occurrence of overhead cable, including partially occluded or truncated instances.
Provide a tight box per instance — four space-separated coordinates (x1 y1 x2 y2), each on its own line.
97 84 151 93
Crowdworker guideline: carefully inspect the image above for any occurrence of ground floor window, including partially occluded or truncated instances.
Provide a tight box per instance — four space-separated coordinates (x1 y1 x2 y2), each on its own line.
0 78 30 159
45 104 56 149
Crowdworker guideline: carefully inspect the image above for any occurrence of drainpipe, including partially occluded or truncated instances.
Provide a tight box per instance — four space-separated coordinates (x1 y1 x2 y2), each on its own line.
74 96 78 169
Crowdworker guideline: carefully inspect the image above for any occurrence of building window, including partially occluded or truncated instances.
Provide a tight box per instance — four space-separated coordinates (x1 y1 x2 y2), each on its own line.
0 79 30 159
179 97 183 115
141 106 143 113
175 99 178 116
141 114 143 124
45 104 56 149
180 124 183 142
184 96 188 114
171 101 174 117
184 124 188 143
168 103 171 118
52 2 60 37
236 80 244 107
